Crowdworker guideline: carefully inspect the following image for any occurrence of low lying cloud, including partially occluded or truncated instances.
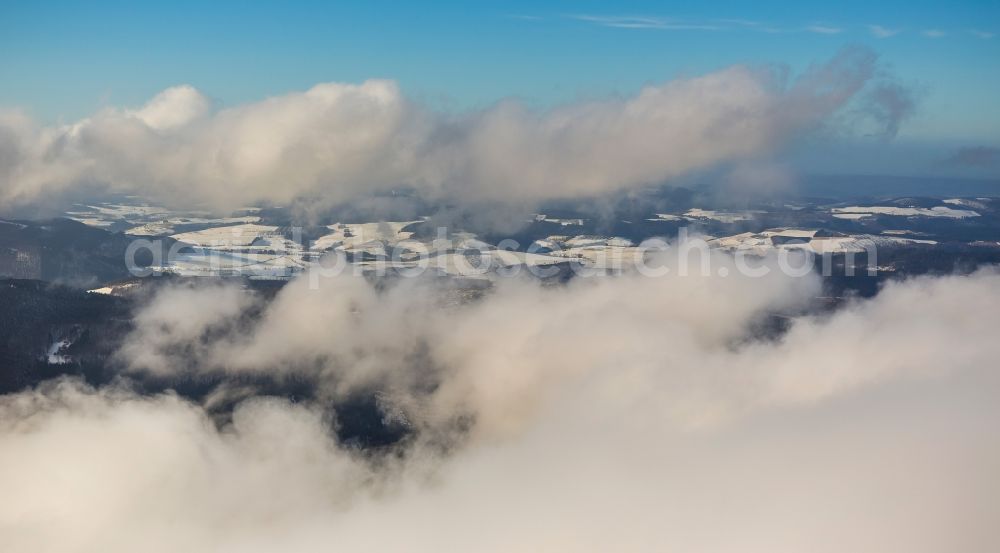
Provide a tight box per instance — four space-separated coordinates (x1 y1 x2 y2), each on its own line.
944 145 1000 168
2 264 999 552
115 255 1000 435
118 251 824 433
0 47 910 212
859 81 917 139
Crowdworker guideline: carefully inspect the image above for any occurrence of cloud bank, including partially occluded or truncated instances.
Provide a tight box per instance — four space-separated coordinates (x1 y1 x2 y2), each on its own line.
2 258 999 552
0 47 908 212
944 146 1000 168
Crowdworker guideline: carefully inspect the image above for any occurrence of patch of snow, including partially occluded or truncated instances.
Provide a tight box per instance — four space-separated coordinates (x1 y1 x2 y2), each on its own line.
66 216 117 227
126 222 176 236
531 239 560 251
761 228 818 239
709 230 937 255
165 248 307 278
539 217 585 226
832 213 871 220
943 198 989 210
312 221 420 252
649 214 683 221
46 339 73 364
606 237 634 248
684 208 761 223
563 236 609 248
127 216 263 237
171 223 280 247
85 203 172 219
87 282 141 296
832 206 979 218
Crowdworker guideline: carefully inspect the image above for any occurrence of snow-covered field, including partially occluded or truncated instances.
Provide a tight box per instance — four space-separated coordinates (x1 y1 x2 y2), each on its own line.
831 205 980 219
648 213 684 222
65 202 263 236
171 223 280 248
125 216 261 236
536 235 643 269
165 250 309 278
648 209 763 223
311 221 420 253
684 208 761 223
709 228 937 255
55 198 983 281
943 198 991 210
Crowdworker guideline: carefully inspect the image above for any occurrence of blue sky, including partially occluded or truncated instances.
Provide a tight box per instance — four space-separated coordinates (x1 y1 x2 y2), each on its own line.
2 0 998 145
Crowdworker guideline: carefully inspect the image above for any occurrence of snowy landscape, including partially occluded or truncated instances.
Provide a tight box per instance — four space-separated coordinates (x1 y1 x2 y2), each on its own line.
3 2 1000 552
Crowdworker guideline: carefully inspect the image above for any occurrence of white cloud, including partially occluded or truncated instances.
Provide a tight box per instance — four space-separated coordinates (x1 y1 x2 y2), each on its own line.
805 25 843 35
923 29 947 38
713 18 762 27
118 251 823 432
130 85 212 131
2 266 1000 552
570 15 723 31
116 256 1000 435
868 24 901 38
970 29 995 39
0 48 902 212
